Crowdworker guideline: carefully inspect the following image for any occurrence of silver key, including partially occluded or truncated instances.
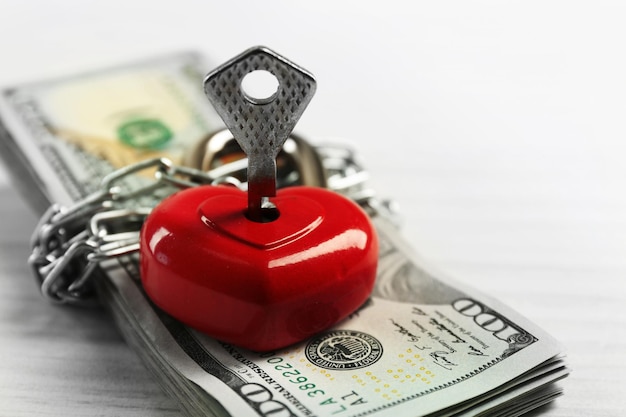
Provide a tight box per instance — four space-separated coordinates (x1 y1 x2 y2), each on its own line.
204 46 316 221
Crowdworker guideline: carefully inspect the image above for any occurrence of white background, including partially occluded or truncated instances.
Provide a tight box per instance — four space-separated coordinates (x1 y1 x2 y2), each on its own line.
0 1 625 415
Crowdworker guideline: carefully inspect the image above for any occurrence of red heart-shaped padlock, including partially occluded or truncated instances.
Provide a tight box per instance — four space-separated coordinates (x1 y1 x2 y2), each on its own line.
139 185 378 351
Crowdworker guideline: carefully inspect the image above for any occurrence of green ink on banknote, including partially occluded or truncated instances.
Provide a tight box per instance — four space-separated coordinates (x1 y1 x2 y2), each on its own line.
117 119 172 149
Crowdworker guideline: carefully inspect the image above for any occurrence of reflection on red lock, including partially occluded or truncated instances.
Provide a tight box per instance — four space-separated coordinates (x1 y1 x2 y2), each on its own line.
140 185 378 350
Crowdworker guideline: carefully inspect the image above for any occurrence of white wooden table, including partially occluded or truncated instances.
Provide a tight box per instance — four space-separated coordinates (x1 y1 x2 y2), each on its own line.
1 1 625 415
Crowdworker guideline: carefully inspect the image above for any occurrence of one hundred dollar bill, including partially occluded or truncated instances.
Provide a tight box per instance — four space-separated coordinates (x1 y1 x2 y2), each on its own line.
0 52 568 417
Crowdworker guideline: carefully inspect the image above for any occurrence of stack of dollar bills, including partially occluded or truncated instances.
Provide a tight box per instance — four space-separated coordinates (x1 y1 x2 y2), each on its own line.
0 52 568 417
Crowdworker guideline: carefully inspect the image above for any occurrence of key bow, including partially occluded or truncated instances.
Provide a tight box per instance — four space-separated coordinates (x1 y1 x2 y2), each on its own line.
204 46 317 221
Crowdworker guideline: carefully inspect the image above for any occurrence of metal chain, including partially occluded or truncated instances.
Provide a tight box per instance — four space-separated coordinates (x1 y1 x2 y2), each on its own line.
28 145 394 305
28 157 245 305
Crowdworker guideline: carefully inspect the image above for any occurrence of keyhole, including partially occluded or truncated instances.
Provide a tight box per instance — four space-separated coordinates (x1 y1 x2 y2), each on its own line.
241 70 279 105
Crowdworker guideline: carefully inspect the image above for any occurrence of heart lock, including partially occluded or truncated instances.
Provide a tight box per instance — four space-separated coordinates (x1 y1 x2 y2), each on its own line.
139 46 379 351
